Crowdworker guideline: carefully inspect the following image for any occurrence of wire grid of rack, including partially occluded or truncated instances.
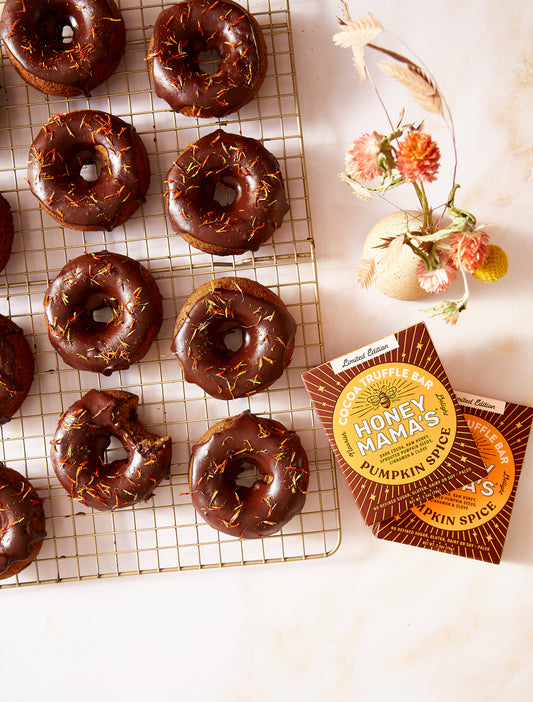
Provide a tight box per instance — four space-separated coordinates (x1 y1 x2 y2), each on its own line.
0 0 341 589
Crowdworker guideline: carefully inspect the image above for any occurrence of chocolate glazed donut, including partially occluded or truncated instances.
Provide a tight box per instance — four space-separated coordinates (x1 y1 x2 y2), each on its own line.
0 464 46 580
190 411 309 538
0 193 15 274
44 250 163 376
166 129 289 255
171 277 297 399
51 389 172 511
28 110 150 231
0 314 35 424
0 0 125 97
148 0 267 118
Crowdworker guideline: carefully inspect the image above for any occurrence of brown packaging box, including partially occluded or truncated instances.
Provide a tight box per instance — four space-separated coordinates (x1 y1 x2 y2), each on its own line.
301 322 487 525
373 391 533 563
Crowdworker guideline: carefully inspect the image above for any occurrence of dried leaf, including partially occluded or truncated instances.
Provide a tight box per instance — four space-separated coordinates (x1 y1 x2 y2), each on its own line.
379 60 444 116
333 12 383 49
339 0 350 22
333 12 383 81
372 235 404 250
375 234 406 276
356 258 376 289
339 172 373 201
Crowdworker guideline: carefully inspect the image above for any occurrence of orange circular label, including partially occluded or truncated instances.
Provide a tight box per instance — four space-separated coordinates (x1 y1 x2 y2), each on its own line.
413 414 514 530
332 362 456 485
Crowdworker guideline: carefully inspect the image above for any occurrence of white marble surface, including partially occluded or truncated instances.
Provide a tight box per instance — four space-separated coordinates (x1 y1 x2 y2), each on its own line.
2 1 533 699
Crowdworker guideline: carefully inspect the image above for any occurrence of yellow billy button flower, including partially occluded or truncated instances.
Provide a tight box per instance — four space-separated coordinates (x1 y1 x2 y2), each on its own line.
472 245 508 282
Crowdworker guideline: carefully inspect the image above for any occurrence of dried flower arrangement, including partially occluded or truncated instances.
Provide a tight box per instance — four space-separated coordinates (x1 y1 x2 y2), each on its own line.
334 3 508 323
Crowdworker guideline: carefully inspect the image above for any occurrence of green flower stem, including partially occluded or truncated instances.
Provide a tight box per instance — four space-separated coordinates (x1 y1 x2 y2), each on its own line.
404 238 440 270
412 181 432 229
359 177 405 193
446 184 477 229
409 227 459 244
459 262 470 303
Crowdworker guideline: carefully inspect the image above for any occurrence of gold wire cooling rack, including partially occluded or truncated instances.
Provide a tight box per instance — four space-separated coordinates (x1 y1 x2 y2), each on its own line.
0 0 341 588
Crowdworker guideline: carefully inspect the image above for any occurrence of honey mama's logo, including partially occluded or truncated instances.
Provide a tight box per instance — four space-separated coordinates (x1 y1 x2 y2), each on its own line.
332 362 457 485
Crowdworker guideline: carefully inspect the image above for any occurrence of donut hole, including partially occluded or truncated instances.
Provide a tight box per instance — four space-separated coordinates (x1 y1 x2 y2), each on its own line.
102 435 129 468
217 323 244 355
38 10 76 49
235 461 260 488
203 170 238 208
213 182 237 207
91 306 115 325
77 145 108 183
85 293 117 327
80 160 102 183
197 48 222 76
60 24 74 45
234 458 272 490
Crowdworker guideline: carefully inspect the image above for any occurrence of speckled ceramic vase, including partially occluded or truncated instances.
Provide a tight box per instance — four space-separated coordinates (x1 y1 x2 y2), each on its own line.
362 210 431 301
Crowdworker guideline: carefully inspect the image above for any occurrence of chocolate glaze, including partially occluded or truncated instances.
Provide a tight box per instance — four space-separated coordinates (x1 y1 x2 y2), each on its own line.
190 411 309 538
51 389 172 511
0 464 46 580
171 277 296 399
44 250 163 376
27 110 150 231
166 129 289 255
148 0 267 118
0 314 35 423
0 193 14 273
0 0 125 97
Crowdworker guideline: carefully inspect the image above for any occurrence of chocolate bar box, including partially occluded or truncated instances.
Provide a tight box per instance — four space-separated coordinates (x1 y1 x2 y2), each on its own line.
302 323 487 525
373 391 533 563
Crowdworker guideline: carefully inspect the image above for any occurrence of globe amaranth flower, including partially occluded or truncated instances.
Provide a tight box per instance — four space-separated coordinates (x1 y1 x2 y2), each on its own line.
396 131 440 183
416 251 457 294
345 131 384 181
448 229 490 272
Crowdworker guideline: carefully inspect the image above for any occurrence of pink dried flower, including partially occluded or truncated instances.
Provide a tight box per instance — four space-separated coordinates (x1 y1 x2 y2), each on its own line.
345 131 384 181
442 308 461 325
416 252 457 293
448 229 490 272
396 131 440 183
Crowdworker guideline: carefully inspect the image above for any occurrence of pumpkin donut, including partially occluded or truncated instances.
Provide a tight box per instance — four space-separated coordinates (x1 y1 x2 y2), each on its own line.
51 389 172 511
148 0 268 118
27 110 150 232
0 0 125 97
166 129 289 255
0 314 35 424
44 250 163 376
0 193 14 274
189 411 309 538
0 464 46 580
171 277 296 400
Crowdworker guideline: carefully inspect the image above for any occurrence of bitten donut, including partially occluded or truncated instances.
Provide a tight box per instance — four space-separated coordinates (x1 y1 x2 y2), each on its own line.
189 411 309 538
51 389 172 511
0 464 46 580
0 314 35 424
148 0 267 118
27 110 150 231
44 250 163 376
0 193 14 273
171 277 296 399
166 129 289 255
0 0 125 97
